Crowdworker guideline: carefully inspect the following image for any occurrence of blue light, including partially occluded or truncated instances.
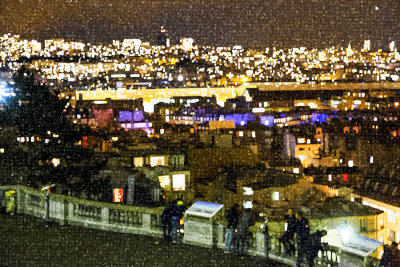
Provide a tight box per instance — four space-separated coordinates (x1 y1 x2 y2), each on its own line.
0 82 13 102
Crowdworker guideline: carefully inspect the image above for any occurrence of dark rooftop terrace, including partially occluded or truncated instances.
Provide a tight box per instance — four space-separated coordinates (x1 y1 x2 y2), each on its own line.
0 213 285 267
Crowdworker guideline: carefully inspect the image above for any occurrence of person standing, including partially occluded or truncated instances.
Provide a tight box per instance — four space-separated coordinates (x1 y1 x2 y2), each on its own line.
236 207 254 255
225 204 239 253
170 199 186 243
390 242 400 266
161 200 174 241
380 244 392 267
295 211 310 267
305 230 327 267
279 208 296 256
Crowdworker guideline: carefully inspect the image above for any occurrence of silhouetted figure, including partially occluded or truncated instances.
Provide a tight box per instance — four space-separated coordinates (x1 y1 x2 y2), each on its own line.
279 208 296 256
161 201 174 241
295 211 310 267
225 204 239 253
304 230 327 267
390 242 400 267
380 244 392 267
236 208 254 255
170 199 186 243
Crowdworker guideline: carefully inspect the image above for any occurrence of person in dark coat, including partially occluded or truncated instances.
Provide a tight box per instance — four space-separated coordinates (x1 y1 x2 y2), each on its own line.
236 208 254 255
279 208 296 256
380 244 392 267
170 199 186 243
305 230 327 267
161 200 175 240
225 204 239 253
390 242 400 267
295 211 310 267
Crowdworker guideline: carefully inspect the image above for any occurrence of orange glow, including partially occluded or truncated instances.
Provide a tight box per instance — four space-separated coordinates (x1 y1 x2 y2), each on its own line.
113 188 123 203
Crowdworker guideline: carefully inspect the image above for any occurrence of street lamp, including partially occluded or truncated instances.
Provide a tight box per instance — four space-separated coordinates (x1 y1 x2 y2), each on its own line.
41 184 55 224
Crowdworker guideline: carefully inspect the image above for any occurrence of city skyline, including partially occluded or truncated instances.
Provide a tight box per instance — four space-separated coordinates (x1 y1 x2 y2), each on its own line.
1 0 400 49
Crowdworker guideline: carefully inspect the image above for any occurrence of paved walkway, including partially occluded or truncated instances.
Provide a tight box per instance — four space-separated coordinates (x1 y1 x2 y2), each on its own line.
0 213 286 267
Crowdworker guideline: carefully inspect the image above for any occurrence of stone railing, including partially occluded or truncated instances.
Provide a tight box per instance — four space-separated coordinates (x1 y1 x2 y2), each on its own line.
0 185 381 267
0 185 164 237
189 217 380 267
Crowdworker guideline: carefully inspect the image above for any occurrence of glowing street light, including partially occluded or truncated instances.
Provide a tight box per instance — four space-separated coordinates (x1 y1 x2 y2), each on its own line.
338 224 354 245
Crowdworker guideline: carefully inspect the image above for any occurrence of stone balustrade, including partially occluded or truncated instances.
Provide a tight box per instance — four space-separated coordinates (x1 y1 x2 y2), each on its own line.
0 185 164 237
0 185 381 266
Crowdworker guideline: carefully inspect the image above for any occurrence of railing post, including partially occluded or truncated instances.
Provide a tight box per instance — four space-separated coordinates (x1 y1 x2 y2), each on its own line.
16 188 24 215
216 224 225 248
101 207 109 225
68 202 74 221
255 232 265 256
142 213 151 231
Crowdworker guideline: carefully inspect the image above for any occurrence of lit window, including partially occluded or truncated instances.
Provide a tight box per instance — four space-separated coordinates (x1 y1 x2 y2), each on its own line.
348 160 354 167
328 174 332 181
134 157 144 167
150 156 165 167
388 210 396 223
172 174 185 191
251 131 256 138
160 129 165 134
52 158 60 167
158 175 170 190
238 131 243 137
113 188 124 203
298 155 306 161
370 156 374 164
243 187 254 195
272 191 279 201
293 168 299 174
0 148 4 153
243 201 253 209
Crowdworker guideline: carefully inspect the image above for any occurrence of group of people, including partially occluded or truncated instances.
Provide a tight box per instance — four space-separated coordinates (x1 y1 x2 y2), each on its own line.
224 204 256 255
380 242 400 266
279 209 327 267
161 198 186 243
162 200 326 266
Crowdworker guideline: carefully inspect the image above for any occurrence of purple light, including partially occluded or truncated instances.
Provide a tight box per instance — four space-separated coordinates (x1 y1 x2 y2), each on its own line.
119 111 133 122
260 115 274 127
133 111 144 122
224 113 256 125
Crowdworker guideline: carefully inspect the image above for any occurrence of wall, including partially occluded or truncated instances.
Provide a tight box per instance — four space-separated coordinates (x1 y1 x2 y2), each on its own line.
1 185 381 267
1 185 164 238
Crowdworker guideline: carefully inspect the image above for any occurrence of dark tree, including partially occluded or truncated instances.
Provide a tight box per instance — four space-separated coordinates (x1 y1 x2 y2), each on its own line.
0 67 104 191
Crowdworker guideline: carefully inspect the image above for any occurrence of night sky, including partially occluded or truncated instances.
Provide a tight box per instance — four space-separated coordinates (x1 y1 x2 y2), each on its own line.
1 0 399 49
